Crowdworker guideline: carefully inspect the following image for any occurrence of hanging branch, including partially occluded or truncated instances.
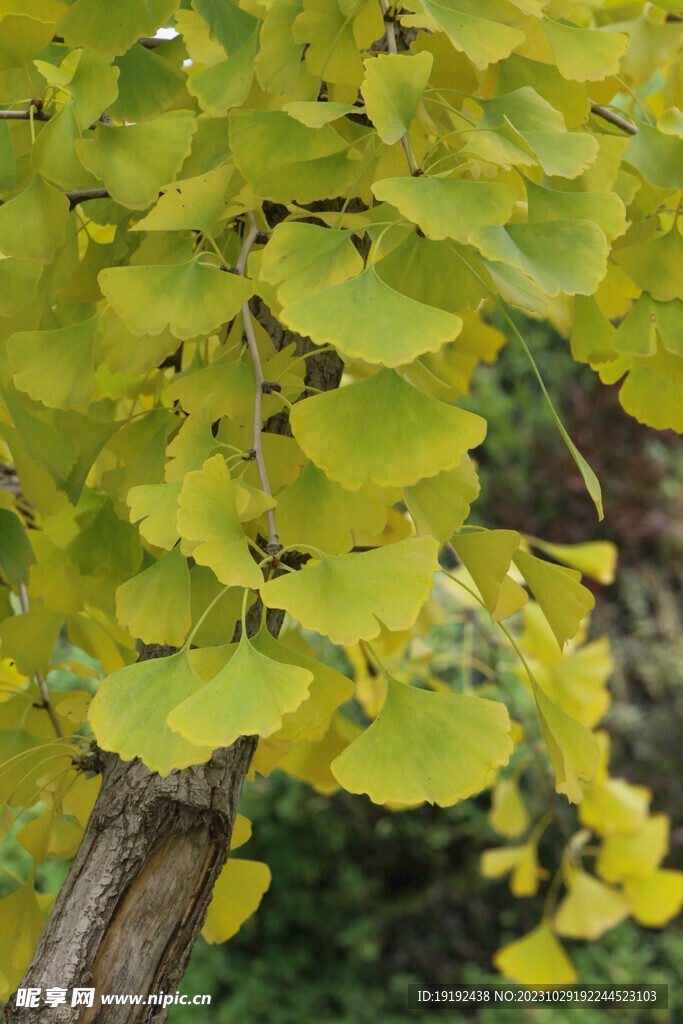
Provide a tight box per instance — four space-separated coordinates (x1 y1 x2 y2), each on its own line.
589 104 638 135
236 212 280 556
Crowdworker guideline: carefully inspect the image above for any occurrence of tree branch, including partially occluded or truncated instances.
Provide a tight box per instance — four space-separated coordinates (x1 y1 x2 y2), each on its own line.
237 213 280 555
0 109 51 121
589 104 638 136
52 34 165 48
65 188 110 209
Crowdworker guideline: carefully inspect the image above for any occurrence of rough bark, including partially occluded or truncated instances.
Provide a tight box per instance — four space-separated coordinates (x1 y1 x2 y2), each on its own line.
3 345 343 1023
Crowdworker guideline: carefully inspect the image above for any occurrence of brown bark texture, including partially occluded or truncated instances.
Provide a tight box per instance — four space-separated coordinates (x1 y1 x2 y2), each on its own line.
3 340 342 1022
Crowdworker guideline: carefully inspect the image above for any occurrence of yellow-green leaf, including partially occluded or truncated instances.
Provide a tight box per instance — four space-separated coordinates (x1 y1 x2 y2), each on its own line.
361 51 432 145
372 177 517 243
116 547 191 647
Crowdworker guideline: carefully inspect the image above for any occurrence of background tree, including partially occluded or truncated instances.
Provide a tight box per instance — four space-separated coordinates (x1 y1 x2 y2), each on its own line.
0 0 681 1020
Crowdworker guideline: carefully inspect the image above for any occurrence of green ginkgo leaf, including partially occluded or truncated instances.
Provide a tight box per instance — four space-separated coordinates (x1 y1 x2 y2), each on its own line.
167 634 313 748
624 120 683 190
188 33 257 116
371 177 517 243
0 14 53 71
524 178 626 243
88 650 214 776
542 18 628 83
283 101 358 127
193 0 259 54
452 529 521 613
406 0 525 70
0 509 35 589
361 51 432 145
202 859 271 944
76 112 197 209
177 454 262 588
331 677 512 806
290 369 487 489
613 226 682 303
376 235 488 312
108 40 188 123
37 49 120 131
31 100 91 192
0 176 69 265
132 164 233 234
98 259 253 340
514 548 595 650
260 537 439 646
404 458 480 542
116 546 191 647
0 259 43 316
468 220 609 297
281 265 462 366
252 627 355 741
96 310 181 376
8 316 98 409
259 222 363 306
57 0 179 56
533 680 599 803
276 462 387 555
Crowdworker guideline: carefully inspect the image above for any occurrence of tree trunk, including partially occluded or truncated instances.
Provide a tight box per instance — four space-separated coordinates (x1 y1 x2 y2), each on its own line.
3 341 342 1022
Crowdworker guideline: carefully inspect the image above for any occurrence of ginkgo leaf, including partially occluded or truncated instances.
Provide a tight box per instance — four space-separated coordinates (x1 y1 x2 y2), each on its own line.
275 714 360 794
0 609 63 678
260 537 439 646
554 868 629 939
99 260 253 340
290 369 487 489
8 316 98 409
480 841 546 896
494 923 577 985
0 509 35 589
597 815 669 883
0 13 54 71
452 530 520 613
259 222 363 306
533 681 599 803
57 0 179 56
31 100 91 192
127 482 182 551
0 175 69 265
188 33 258 117
377 234 488 313
514 548 595 650
613 226 682 303
88 650 214 776
132 164 233 234
115 547 191 647
276 462 386 555
202 859 271 944
469 220 609 297
579 777 651 838
0 259 43 316
542 18 628 83
623 870 683 929
625 120 683 191
282 265 462 367
524 178 626 243
16 805 83 863
177 455 262 588
488 777 530 838
0 869 53 998
532 638 612 729
491 575 529 622
252 627 355 741
76 112 197 210
332 676 511 806
371 177 517 243
404 458 480 542
361 51 432 145
406 0 525 70
167 634 313 748
283 101 358 127
528 538 617 585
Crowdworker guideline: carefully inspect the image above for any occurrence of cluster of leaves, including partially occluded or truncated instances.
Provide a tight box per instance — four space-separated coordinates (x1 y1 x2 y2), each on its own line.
0 0 681 997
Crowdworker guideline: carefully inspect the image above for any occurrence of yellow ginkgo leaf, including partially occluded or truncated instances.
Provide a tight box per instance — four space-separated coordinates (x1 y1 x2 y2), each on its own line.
16 806 83 864
260 537 439 646
332 677 511 807
533 638 612 729
115 547 191 647
491 575 529 623
489 777 530 838
8 316 98 410
167 635 313 749
597 815 670 883
0 869 54 999
276 714 362 795
623 870 683 928
0 175 69 265
554 867 629 939
452 529 520 613
528 538 617 585
127 482 182 551
579 777 651 837
371 177 517 243
177 455 262 589
533 681 599 803
202 859 271 944
259 222 363 306
290 369 487 490
404 458 480 542
88 651 215 776
493 923 578 985
281 265 463 367
542 18 628 83
361 51 432 144
514 548 595 650
480 841 546 897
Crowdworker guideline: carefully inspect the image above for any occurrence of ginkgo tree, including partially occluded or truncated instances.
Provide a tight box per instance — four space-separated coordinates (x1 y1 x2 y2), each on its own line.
0 0 681 1018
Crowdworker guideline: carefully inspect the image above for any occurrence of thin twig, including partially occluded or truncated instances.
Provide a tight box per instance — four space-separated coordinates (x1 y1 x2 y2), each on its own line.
0 109 51 121
18 584 64 739
66 188 110 209
237 212 280 555
379 1 421 175
52 34 165 48
589 103 638 136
